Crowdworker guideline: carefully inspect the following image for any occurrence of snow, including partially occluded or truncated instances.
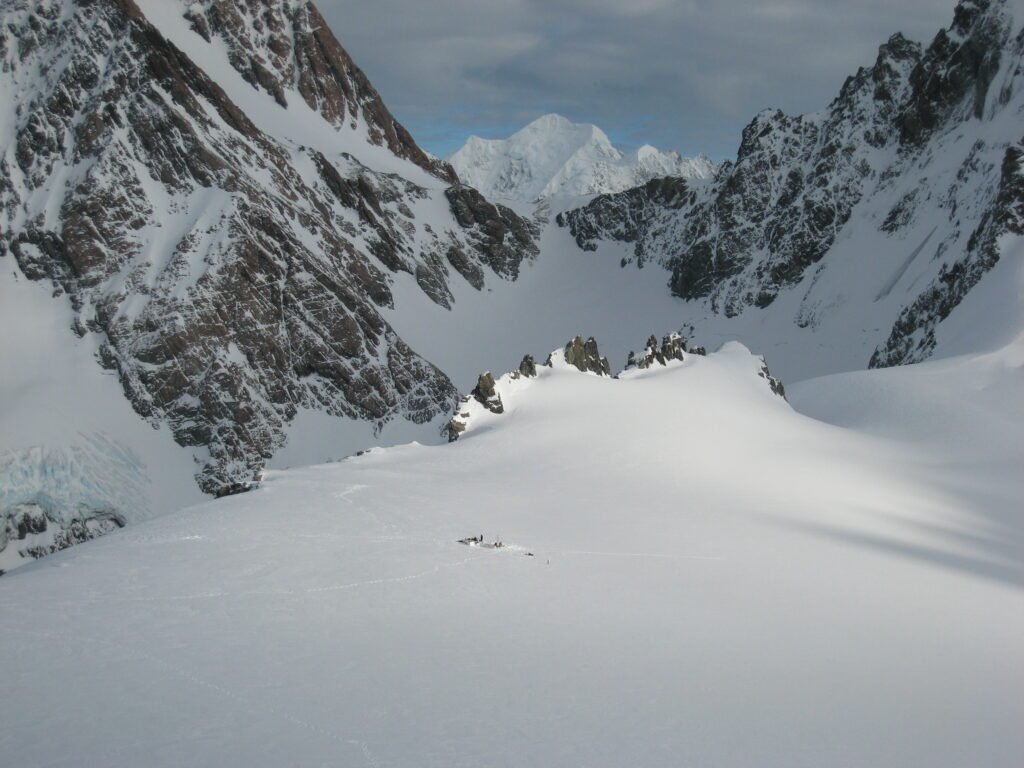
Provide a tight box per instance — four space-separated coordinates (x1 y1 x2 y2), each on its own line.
381 217 698 391
0 264 205 542
380 205 1024 400
448 113 715 202
3 0 1021 558
1 340 1020 766
931 234 1024 359
1 3 1022 759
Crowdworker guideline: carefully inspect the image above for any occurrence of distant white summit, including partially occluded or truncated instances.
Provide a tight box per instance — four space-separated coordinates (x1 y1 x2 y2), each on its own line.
448 114 716 202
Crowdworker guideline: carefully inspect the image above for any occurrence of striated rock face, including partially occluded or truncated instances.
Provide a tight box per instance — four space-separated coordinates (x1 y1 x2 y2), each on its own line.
626 333 688 370
180 0 457 184
871 136 1024 366
557 336 612 376
559 0 1024 367
561 30 925 310
0 0 539 500
445 185 540 285
557 177 694 266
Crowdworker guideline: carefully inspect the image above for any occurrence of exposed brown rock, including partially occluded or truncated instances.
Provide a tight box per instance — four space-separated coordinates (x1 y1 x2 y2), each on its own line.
1 0 538 496
559 336 612 376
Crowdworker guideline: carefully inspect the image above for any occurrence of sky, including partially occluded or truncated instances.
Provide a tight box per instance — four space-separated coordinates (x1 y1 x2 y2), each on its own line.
319 0 957 161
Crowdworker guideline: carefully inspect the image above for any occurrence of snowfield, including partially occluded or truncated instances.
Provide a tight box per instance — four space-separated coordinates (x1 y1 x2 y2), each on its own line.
1 341 1021 767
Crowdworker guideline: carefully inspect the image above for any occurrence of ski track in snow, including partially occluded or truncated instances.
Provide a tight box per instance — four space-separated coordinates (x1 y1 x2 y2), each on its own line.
0 550 490 610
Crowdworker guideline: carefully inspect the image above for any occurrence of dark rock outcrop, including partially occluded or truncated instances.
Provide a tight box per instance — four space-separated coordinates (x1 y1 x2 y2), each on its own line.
444 416 468 443
515 354 538 379
444 366 518 442
556 177 693 268
758 361 788 400
445 185 540 281
471 372 504 414
444 340 609 443
1 504 125 573
557 336 612 376
626 333 687 370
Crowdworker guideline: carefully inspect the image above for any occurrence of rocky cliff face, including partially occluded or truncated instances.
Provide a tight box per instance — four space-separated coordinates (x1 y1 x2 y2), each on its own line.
559 0 1024 368
0 0 538 551
179 0 458 185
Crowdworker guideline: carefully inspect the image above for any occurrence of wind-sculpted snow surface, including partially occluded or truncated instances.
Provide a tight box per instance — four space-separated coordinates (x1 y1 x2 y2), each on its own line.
0 0 539 511
449 113 716 202
559 0 1024 369
1 340 1020 766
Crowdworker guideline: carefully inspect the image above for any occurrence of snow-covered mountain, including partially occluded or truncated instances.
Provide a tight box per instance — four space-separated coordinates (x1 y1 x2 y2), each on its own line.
448 113 716 202
2 331 1021 765
1 0 1022 757
0 0 542 568
559 0 1024 375
2 0 1022 583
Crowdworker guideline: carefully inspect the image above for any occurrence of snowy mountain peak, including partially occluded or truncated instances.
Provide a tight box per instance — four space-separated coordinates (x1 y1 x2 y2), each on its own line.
527 112 574 129
634 144 662 161
448 114 716 202
0 0 539 565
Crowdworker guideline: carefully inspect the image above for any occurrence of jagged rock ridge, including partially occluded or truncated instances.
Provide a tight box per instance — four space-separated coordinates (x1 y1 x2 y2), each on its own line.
625 333 687 370
560 0 1024 368
444 332 782 442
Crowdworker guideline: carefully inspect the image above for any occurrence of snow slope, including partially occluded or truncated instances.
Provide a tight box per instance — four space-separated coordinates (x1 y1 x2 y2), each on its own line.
449 114 715 202
381 213 706 388
0 264 204 573
1 341 1020 767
